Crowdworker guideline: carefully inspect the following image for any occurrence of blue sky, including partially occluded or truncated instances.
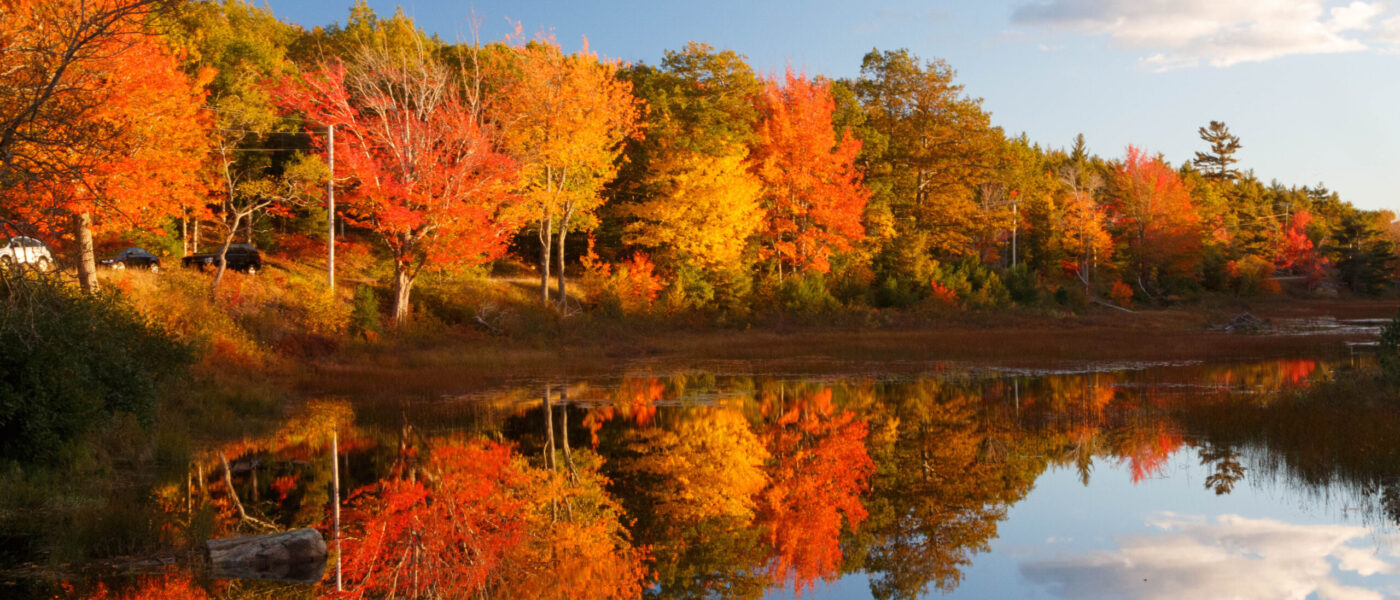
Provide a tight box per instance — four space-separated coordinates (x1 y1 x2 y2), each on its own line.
265 0 1400 213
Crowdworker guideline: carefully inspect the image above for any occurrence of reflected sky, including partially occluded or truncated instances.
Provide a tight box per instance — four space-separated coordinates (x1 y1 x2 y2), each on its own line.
767 450 1400 600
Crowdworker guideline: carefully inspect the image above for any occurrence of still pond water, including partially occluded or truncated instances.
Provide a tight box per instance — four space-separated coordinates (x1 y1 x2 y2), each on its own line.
27 352 1400 599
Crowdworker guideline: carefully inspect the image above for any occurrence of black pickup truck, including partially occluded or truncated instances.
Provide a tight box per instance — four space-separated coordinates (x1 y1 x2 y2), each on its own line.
182 243 262 273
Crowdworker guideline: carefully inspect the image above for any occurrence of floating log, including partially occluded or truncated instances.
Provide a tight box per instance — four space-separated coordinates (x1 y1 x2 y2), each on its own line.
206 528 327 584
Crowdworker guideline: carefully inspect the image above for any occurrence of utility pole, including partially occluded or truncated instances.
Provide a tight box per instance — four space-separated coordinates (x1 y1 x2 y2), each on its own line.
331 425 342 592
327 124 335 293
1011 193 1019 268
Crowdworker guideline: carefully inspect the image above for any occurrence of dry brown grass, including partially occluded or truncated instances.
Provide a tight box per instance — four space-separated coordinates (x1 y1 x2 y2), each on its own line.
299 301 1395 398
95 255 1395 400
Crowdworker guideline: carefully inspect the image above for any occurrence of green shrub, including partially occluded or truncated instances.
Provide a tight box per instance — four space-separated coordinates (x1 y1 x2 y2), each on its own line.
871 232 937 308
1003 264 1040 305
0 272 192 462
662 261 715 312
1053 284 1089 309
1200 247 1229 292
350 285 382 338
711 266 754 316
932 258 1011 309
779 272 840 316
875 275 922 308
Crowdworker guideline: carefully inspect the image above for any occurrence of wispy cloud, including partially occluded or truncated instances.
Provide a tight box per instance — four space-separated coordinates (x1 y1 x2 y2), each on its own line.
1020 513 1398 599
1011 0 1394 70
1379 13 1400 48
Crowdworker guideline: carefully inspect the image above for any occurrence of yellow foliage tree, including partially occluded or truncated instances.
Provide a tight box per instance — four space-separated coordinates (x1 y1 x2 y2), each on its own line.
623 406 769 523
622 147 763 274
495 32 641 309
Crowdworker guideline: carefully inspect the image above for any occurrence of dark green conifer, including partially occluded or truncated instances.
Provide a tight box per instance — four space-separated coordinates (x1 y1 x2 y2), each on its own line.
1193 120 1242 182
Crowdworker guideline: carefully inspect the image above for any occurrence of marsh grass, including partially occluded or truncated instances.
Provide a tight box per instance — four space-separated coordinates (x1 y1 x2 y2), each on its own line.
300 303 1385 400
1179 368 1400 524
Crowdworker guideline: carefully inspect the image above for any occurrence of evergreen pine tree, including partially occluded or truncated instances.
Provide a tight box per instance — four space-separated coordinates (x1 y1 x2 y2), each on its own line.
1193 120 1242 182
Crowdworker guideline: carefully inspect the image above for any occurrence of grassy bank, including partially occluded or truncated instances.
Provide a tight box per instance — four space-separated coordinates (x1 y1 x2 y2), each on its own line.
92 253 1397 396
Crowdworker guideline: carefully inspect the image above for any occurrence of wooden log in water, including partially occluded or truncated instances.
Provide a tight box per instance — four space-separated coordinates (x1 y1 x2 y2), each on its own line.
206 528 327 584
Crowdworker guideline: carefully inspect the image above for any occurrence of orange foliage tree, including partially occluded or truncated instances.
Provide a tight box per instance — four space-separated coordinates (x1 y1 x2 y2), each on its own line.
332 437 647 599
1115 421 1185 484
278 49 517 323
756 387 874 595
65 575 212 600
581 247 666 315
334 439 526 597
1111 146 1202 298
1 0 210 291
493 32 641 309
495 448 650 599
1058 166 1112 292
751 70 867 277
1278 209 1326 282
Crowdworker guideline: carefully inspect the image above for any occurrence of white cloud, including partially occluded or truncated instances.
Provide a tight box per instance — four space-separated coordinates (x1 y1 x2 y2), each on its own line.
1020 513 1398 599
1332 1 1386 30
1010 0 1393 70
1378 14 1400 47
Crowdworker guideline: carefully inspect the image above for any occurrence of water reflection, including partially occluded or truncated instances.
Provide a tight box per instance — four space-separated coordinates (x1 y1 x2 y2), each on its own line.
41 356 1400 599
1020 512 1396 599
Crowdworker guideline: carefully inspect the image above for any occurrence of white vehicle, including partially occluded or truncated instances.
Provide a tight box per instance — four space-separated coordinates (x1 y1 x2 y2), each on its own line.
0 236 53 272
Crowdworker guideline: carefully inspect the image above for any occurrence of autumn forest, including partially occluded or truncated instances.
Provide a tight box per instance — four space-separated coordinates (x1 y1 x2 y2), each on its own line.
4 0 1400 599
4 0 1397 321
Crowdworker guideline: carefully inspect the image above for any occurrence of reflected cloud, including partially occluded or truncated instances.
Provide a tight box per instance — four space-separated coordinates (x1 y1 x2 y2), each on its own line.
1022 513 1396 599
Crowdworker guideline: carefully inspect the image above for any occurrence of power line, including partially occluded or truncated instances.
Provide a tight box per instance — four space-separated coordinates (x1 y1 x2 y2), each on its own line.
216 129 318 135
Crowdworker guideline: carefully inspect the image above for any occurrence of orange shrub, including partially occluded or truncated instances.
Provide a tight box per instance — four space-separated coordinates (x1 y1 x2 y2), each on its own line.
1109 280 1134 307
582 248 666 315
1227 255 1281 296
929 280 957 306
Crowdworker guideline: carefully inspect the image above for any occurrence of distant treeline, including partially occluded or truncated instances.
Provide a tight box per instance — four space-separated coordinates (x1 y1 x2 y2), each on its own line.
3 0 1396 321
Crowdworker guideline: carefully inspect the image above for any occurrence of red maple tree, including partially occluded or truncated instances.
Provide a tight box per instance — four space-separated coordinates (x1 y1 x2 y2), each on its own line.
1111 146 1202 296
757 388 874 595
278 50 517 323
332 440 527 598
751 69 868 276
1277 209 1327 282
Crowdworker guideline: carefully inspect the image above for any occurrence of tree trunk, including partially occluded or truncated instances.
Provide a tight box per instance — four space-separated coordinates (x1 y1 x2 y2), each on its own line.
330 427 342 592
555 203 576 312
219 451 274 530
538 214 552 305
211 214 242 294
392 263 414 325
206 529 327 584
75 211 98 292
555 225 569 312
560 387 578 480
543 384 556 472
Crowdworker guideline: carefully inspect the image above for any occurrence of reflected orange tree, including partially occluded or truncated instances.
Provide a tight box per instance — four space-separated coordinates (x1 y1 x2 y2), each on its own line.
64 575 213 600
755 387 874 596
330 436 647 599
